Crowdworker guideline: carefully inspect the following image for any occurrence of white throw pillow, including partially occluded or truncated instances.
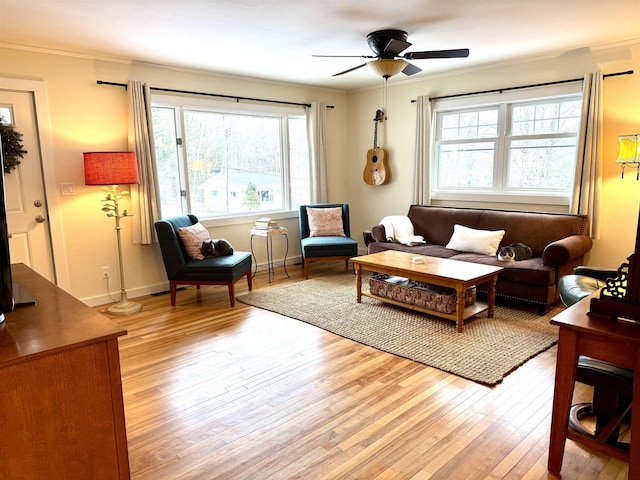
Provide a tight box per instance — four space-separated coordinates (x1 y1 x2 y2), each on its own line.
446 224 505 255
306 207 346 237
178 222 210 260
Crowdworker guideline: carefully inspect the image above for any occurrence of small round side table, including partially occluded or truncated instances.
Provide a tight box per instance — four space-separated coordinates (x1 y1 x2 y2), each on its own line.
250 226 290 282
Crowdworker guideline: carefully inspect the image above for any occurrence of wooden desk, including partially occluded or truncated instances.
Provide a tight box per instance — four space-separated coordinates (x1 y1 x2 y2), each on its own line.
548 292 640 479
0 264 130 479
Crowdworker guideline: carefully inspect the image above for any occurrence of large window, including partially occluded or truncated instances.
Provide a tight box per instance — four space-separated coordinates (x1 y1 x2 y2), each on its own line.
432 83 583 205
151 95 310 220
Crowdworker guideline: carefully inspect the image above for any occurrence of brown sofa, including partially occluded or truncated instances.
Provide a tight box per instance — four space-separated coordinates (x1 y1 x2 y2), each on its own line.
367 205 593 314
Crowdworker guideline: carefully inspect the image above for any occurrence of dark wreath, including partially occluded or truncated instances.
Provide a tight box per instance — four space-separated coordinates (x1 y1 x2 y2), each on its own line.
0 116 27 173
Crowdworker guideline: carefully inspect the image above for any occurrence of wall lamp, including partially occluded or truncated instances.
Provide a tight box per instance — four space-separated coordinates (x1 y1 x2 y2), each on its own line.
616 134 640 179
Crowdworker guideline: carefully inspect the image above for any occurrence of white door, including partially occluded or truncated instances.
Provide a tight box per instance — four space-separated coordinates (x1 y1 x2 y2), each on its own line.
0 90 56 282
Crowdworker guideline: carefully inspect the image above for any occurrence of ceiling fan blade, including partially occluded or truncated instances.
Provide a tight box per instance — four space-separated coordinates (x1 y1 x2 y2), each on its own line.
312 54 376 58
404 48 470 60
332 63 368 77
402 62 422 76
384 38 412 56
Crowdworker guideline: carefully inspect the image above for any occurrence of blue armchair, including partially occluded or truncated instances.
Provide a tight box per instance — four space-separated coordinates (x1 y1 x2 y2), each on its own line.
154 214 252 306
299 203 358 279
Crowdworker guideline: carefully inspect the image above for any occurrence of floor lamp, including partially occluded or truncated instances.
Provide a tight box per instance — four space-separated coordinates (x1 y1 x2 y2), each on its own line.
84 151 143 316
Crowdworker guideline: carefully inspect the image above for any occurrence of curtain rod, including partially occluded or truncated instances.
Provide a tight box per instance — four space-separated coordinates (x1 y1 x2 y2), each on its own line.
96 80 334 108
411 69 634 103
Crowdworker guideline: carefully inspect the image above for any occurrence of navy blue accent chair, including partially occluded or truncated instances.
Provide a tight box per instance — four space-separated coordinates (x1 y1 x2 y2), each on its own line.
154 214 252 306
299 204 358 279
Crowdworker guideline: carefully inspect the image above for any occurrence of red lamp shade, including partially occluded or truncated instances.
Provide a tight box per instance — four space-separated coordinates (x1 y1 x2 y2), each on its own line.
84 152 140 185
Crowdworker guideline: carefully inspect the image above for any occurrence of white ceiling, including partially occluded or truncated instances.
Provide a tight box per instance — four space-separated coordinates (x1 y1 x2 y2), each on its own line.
1 0 639 90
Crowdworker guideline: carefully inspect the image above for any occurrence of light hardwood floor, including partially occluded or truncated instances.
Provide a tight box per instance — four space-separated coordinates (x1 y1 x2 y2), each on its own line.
100 263 629 480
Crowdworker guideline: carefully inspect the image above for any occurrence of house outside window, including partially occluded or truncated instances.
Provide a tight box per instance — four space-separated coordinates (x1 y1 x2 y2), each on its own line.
431 83 583 206
151 95 310 220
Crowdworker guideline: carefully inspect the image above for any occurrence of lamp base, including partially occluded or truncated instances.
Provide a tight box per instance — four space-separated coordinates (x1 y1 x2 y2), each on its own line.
106 297 142 316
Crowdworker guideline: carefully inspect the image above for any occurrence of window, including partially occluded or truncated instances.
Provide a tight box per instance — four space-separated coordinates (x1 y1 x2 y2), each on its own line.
432 83 583 205
151 95 310 220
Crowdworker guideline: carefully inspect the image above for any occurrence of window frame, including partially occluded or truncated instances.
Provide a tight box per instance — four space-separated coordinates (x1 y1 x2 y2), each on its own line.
430 82 583 206
150 94 309 226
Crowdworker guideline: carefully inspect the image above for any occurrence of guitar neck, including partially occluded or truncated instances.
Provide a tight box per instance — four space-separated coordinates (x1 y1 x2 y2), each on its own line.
372 123 378 152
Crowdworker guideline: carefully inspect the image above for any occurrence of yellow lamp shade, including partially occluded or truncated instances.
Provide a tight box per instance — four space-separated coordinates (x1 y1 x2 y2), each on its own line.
616 134 640 164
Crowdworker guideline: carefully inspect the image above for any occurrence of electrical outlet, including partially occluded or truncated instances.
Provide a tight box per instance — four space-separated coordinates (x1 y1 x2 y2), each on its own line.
101 266 110 279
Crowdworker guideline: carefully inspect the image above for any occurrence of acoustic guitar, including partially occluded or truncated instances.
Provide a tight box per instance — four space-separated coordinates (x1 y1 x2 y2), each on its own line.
363 109 389 186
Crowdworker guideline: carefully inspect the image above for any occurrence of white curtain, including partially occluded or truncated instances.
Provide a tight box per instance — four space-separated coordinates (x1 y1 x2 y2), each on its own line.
413 95 432 205
127 81 160 244
306 101 328 203
571 71 603 239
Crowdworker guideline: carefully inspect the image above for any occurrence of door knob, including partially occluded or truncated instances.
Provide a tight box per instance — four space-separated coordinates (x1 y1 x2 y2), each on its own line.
34 200 43 207
35 215 46 223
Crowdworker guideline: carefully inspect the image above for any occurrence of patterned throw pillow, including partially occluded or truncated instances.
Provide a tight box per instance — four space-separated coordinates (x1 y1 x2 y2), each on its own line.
178 222 210 260
306 207 346 237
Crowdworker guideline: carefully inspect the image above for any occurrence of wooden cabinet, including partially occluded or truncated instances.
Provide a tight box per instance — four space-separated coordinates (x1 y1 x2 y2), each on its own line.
0 264 129 479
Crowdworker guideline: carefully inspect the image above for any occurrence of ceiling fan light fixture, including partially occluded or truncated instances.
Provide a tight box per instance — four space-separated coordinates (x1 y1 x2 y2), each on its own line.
368 59 407 78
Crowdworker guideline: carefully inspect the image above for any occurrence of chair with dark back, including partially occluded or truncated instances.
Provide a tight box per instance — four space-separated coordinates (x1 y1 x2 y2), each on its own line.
154 214 252 307
558 266 634 444
299 203 358 279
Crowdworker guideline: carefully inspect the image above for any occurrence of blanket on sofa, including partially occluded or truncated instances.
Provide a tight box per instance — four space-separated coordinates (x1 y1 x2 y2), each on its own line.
380 215 425 246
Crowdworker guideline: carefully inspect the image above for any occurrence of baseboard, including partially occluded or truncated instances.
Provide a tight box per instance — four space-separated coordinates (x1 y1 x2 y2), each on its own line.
81 281 169 307
253 254 302 269
81 254 305 307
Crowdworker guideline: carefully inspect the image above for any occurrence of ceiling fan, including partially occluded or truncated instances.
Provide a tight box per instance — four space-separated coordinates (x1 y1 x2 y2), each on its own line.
314 29 469 79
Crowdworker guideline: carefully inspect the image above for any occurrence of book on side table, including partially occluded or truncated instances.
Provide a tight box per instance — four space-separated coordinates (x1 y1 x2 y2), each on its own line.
254 218 280 230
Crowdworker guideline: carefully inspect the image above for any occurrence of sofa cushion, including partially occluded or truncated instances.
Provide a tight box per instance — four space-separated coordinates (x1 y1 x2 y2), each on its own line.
446 224 505 256
450 253 555 286
368 241 461 258
176 252 253 282
301 236 357 258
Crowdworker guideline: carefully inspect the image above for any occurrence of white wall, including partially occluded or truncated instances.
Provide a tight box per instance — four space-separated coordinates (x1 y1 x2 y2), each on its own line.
0 47 348 304
345 41 640 269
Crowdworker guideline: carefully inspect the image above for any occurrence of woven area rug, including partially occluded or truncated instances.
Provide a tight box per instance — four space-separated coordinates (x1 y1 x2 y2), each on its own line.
237 273 562 385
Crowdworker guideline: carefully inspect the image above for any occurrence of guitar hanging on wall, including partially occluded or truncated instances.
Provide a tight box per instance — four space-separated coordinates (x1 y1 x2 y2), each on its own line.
363 109 389 186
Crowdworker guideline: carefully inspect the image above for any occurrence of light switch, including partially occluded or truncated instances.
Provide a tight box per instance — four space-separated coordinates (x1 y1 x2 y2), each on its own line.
61 183 75 196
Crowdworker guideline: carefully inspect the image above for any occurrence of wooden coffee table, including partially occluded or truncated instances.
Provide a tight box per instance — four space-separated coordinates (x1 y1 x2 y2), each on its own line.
351 250 503 332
